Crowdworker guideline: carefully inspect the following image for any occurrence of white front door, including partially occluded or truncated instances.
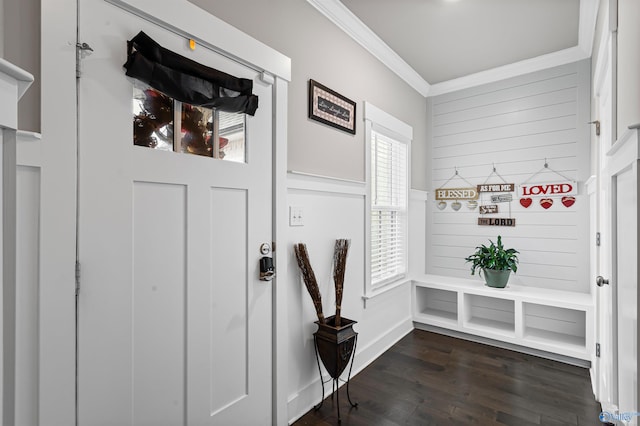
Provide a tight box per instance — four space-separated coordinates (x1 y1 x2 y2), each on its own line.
77 1 274 424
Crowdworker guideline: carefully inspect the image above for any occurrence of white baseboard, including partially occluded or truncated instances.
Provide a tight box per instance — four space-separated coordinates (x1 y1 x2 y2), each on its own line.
414 323 591 368
287 317 413 425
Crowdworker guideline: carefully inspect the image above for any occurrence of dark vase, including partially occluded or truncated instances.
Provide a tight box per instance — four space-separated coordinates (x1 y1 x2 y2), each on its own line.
313 315 358 422
314 316 357 379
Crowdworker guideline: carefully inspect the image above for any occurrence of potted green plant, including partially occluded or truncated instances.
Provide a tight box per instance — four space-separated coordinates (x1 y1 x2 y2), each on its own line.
464 235 519 288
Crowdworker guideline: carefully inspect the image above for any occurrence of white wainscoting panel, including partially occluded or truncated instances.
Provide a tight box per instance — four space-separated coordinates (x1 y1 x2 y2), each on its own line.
286 173 413 424
409 189 428 278
428 61 591 293
15 165 40 426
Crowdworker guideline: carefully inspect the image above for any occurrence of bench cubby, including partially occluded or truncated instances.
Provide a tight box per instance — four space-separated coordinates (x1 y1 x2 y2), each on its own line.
412 275 593 361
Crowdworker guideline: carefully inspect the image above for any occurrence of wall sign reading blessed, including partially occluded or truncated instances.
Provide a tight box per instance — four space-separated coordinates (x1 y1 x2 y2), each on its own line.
308 79 356 134
435 187 478 200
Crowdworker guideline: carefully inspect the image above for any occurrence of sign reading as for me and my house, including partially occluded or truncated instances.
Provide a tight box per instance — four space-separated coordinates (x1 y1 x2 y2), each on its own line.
518 181 577 198
477 183 515 193
479 205 498 214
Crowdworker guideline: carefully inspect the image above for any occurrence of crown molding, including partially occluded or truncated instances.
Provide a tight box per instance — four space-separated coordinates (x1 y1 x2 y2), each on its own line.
307 0 599 98
428 46 588 97
306 0 431 97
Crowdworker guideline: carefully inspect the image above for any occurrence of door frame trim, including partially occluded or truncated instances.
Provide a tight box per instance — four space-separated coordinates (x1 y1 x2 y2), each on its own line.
272 76 289 426
591 0 619 410
37 1 78 424
105 0 291 82
605 125 640 416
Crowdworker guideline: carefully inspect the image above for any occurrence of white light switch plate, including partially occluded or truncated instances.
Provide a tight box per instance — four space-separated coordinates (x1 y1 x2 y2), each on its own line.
289 206 304 226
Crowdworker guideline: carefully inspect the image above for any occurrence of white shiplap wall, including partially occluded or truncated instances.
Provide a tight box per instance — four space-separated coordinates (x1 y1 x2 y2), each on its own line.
427 60 591 293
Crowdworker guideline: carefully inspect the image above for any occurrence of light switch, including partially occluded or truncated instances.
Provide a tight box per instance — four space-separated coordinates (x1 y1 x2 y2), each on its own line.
289 206 304 226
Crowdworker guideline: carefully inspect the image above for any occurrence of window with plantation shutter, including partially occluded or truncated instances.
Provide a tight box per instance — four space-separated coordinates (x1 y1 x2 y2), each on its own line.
364 102 412 296
371 130 408 286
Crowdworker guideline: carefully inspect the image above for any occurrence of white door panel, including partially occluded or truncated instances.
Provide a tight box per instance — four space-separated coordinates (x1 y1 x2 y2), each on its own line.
77 1 273 424
615 165 638 421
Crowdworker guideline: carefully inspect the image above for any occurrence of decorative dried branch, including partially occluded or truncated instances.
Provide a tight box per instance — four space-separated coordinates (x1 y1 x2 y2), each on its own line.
294 243 325 324
333 239 351 327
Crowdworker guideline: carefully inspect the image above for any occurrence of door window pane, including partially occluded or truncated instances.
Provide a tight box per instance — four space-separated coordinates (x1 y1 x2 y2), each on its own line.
133 85 174 151
218 111 246 163
179 103 213 157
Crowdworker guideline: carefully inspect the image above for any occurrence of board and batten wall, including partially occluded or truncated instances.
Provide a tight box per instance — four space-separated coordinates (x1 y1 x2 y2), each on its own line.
285 173 413 423
426 60 591 294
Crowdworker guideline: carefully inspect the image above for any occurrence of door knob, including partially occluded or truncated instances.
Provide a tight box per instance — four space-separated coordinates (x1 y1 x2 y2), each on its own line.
596 276 610 287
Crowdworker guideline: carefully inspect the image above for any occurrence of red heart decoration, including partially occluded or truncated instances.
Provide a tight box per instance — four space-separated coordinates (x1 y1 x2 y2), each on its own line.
519 198 532 208
540 198 553 209
562 196 575 208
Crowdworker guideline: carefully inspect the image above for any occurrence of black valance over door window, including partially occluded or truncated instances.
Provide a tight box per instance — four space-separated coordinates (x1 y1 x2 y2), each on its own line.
124 31 258 116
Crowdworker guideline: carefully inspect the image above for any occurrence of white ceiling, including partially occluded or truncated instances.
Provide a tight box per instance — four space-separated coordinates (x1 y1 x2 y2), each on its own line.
307 0 599 96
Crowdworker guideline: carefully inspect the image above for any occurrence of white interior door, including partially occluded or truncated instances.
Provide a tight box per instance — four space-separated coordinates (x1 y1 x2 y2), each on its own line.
595 62 616 410
591 14 621 412
77 1 273 424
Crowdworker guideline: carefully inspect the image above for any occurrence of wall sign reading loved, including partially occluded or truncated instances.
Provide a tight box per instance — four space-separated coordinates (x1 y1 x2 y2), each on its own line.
518 181 577 198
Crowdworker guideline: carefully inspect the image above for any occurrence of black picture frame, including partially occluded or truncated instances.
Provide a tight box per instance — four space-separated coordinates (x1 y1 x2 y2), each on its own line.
308 79 356 134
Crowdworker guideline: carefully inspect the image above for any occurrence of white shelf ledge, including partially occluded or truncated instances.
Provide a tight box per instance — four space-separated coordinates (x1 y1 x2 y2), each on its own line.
465 317 515 335
524 328 586 349
416 309 457 325
413 274 592 309
0 58 34 99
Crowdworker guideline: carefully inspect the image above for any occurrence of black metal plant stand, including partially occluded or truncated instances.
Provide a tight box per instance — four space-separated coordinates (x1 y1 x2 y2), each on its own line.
313 316 358 423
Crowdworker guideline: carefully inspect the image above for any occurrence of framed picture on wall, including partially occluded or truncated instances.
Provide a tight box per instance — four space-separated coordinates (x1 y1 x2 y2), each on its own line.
308 79 356 134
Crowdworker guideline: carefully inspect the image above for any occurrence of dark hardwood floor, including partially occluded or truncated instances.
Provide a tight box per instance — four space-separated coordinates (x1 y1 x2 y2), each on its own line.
294 330 603 426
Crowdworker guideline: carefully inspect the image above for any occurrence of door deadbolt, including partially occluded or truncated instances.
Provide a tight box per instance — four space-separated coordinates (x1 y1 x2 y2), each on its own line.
259 243 275 281
260 243 271 255
596 276 610 287
259 256 275 281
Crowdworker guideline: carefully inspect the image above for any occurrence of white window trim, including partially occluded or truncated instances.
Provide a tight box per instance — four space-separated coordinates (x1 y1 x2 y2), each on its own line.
364 102 412 301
